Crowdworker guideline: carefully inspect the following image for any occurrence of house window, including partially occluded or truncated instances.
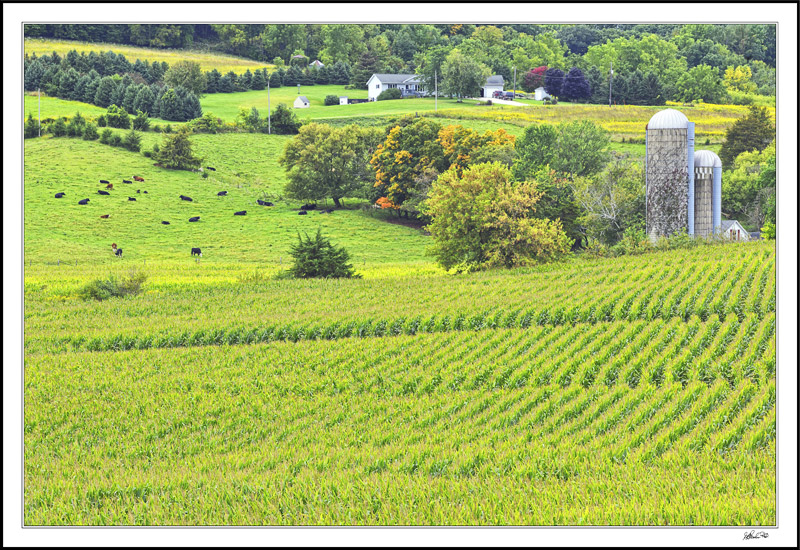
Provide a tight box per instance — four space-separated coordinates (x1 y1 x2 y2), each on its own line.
375 84 380 89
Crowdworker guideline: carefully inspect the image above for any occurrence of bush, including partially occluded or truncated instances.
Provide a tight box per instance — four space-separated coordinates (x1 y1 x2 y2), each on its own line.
78 269 147 301
50 118 67 137
24 113 40 139
271 103 301 135
82 123 99 140
760 222 775 240
153 127 202 170
324 94 339 106
142 150 152 158
285 229 360 279
110 134 122 147
377 88 402 101
132 110 150 131
121 129 142 152
164 124 173 133
188 112 224 134
152 123 161 133
106 104 131 129
99 128 113 144
97 115 107 127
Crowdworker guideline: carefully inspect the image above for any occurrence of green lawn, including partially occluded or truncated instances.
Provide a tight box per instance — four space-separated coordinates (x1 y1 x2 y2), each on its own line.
24 92 177 127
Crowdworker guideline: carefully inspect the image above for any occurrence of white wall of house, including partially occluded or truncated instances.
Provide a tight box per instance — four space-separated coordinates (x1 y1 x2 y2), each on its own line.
294 96 310 109
339 97 348 105
483 84 503 98
367 75 426 101
534 87 551 101
723 221 750 241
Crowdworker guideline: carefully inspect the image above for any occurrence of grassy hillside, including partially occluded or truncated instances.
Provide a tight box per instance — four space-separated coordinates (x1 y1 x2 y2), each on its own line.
24 136 429 268
25 38 271 73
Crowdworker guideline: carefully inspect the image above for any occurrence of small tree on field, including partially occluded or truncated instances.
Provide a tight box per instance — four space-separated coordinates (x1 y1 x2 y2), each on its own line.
287 229 360 279
132 109 150 131
106 104 131 129
24 113 40 139
122 129 142 152
82 123 99 140
271 103 302 134
324 94 339 106
153 127 202 170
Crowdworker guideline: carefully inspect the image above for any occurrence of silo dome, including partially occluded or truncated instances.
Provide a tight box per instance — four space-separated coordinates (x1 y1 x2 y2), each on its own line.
647 109 689 129
694 150 722 168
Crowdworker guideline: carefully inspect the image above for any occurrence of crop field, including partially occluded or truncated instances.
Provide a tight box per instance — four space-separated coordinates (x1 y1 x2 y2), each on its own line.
24 38 271 74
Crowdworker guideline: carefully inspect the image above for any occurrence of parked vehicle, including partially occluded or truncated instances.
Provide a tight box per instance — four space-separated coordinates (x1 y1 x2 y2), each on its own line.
492 90 503 99
502 91 514 100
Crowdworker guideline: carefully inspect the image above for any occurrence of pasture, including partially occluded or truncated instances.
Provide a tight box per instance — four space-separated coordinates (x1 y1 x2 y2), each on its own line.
25 38 272 74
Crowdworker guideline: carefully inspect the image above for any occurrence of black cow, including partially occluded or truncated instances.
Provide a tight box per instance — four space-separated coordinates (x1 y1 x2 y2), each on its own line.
55 192 65 198
217 191 227 196
206 167 216 171
100 180 109 184
263 201 274 206
128 197 136 201
191 247 202 257
122 179 132 184
300 203 316 210
319 208 334 214
188 216 200 222
115 248 123 257
161 221 170 225
298 210 308 215
78 199 89 205
180 195 193 201
143 191 148 194
136 189 141 193
98 190 110 195
256 199 267 206
234 210 247 216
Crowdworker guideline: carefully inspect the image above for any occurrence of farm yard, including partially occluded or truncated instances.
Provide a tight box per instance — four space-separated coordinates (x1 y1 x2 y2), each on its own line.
17 21 783 532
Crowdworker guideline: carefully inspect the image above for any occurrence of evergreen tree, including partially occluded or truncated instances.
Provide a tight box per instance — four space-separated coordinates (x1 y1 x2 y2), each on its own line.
153 127 202 170
269 69 283 88
83 76 100 103
158 88 182 121
122 83 139 113
283 65 303 86
287 229 359 279
544 67 564 98
57 67 80 99
41 66 61 96
586 66 608 104
180 90 203 120
133 85 155 115
218 73 234 92
560 67 591 102
24 113 40 139
94 76 116 107
205 68 221 93
251 68 266 90
121 128 142 152
624 70 647 104
271 103 301 134
719 105 775 168
351 50 380 89
82 122 99 140
132 109 150 131
24 59 45 91
641 72 665 105
241 69 253 90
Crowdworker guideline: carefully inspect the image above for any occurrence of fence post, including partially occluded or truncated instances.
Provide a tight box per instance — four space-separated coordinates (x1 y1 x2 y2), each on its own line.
57 259 60 266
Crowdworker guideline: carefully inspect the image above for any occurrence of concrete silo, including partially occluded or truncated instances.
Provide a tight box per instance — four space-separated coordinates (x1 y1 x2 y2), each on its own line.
645 109 695 241
693 150 722 237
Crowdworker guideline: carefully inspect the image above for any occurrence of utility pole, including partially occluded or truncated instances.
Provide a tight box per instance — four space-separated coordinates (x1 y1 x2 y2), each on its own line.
267 77 271 135
434 70 438 112
609 62 613 107
297 83 300 95
512 67 517 99
38 88 41 137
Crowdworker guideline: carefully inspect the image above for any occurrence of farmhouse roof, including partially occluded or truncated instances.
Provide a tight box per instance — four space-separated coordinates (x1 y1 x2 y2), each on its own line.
297 96 309 102
721 220 739 231
371 73 421 84
485 75 504 85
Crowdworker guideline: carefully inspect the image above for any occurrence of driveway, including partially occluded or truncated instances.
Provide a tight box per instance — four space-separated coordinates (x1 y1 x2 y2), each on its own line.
472 97 530 107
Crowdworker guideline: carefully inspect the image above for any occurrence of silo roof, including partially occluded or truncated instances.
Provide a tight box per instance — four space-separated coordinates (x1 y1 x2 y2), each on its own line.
647 109 689 129
694 150 722 168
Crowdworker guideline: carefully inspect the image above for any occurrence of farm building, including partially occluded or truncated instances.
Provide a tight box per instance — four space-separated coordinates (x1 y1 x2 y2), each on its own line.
534 87 551 101
339 96 348 105
693 150 723 238
367 74 426 101
720 220 751 241
294 96 310 109
309 60 324 68
481 75 505 98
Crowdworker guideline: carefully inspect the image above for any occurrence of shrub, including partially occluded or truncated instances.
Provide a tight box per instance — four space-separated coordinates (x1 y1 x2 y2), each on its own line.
121 129 142 152
97 115 107 127
78 270 147 301
24 113 40 139
285 229 360 279
152 124 161 133
188 112 224 134
132 110 150 131
164 124 173 133
153 127 202 170
271 103 301 135
50 118 67 137
377 88 402 101
82 123 99 140
99 128 113 144
760 222 775 240
324 94 339 106
142 150 152 158
106 104 131 129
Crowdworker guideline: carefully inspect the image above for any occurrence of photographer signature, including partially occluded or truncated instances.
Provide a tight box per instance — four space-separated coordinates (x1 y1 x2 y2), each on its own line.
743 530 769 540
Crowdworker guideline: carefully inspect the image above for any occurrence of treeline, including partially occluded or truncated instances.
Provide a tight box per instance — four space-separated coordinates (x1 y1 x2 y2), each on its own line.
25 24 776 101
24 50 200 121
205 61 352 93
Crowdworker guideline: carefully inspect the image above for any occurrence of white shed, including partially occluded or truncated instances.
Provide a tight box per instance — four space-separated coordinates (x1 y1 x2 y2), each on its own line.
339 96 348 105
294 96 310 109
534 87 551 101
482 75 504 98
720 220 750 241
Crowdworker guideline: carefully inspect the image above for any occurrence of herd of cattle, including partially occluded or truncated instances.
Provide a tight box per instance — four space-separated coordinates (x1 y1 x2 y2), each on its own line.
54 172 336 259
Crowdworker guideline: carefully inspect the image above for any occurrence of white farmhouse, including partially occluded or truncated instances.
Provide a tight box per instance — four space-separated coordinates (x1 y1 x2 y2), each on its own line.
481 75 505 98
534 87 551 101
294 96 310 109
720 220 750 241
339 96 348 105
367 74 426 101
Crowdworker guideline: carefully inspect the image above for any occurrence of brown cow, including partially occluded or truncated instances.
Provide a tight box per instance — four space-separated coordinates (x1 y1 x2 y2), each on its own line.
133 175 145 182
106 183 114 189
100 214 110 219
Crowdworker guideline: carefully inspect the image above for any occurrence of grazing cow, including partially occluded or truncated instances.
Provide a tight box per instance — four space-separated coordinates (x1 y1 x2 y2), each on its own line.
100 180 109 184
180 195 193 201
161 221 170 225
98 190 110 195
143 191 148 194
128 197 136 201
111 243 123 258
122 179 132 184
100 214 109 219
188 216 200 222
257 199 267 206
300 203 316 210
133 176 144 182
136 189 141 193
78 199 89 205
191 247 202 257
206 166 216 171
298 210 307 215
54 192 65 198
105 183 114 189
217 191 228 196
264 201 274 206
234 210 247 216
